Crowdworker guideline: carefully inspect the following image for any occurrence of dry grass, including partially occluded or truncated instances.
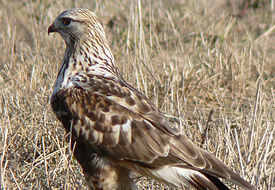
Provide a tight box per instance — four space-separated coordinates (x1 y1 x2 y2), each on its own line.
0 0 274 189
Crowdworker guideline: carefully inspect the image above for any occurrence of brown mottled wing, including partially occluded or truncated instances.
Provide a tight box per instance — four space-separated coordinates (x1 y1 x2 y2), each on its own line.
63 85 172 163
72 74 180 135
68 75 253 189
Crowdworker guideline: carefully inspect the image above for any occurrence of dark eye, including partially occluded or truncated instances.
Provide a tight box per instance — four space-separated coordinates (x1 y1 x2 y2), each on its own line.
62 18 71 25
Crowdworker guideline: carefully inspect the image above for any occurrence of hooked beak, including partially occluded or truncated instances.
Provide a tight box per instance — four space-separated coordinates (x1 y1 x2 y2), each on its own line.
48 24 56 35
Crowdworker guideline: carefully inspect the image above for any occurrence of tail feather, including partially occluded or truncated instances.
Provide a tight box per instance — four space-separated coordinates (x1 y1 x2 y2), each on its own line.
166 135 254 189
199 149 254 189
150 166 229 190
203 172 230 190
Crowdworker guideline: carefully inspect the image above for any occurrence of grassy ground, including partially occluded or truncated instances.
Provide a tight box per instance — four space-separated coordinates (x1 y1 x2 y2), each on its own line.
0 0 274 189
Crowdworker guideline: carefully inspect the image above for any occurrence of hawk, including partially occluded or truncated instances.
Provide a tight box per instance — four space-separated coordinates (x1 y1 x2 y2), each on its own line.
48 8 254 190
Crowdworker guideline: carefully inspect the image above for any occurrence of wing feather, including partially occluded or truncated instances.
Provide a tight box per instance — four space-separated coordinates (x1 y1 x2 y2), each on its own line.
72 75 180 135
61 76 254 189
63 86 170 163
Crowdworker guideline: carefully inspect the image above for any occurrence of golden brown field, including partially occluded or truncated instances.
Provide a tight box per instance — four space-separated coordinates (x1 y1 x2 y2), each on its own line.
0 0 274 189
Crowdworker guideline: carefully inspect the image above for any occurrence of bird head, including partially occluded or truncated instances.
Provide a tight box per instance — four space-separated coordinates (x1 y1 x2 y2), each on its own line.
48 8 118 78
48 8 106 46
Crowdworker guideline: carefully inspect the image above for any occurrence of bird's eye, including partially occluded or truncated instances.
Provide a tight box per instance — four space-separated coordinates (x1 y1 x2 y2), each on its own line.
62 18 71 25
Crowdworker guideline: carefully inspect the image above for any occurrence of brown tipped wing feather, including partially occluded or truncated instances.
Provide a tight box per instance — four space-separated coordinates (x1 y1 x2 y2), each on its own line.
61 75 253 189
62 85 171 162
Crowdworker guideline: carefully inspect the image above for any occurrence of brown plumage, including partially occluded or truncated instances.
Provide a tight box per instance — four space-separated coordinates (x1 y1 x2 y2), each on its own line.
48 8 254 190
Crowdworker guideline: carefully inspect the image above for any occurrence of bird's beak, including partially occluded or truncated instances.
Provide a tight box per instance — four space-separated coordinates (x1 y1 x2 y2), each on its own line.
48 24 56 35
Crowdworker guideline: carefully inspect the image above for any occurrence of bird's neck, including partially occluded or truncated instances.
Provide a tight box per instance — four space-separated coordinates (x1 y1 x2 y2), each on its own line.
53 39 120 95
64 39 119 78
